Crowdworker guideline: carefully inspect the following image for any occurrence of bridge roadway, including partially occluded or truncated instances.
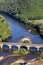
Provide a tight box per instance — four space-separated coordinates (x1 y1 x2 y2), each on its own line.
0 42 43 50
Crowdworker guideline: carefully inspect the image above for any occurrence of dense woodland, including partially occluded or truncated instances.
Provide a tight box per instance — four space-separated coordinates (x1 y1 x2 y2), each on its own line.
0 0 43 21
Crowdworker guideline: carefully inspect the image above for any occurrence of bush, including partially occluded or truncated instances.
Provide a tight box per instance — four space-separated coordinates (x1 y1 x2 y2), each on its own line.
37 52 43 60
13 49 26 56
22 40 31 44
37 57 42 60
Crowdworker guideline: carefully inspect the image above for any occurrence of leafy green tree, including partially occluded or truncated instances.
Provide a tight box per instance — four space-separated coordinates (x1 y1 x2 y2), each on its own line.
0 15 11 41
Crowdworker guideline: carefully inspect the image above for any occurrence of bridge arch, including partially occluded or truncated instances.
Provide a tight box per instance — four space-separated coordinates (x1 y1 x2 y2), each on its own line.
29 47 37 53
39 47 43 52
20 46 28 50
2 45 9 51
11 45 18 51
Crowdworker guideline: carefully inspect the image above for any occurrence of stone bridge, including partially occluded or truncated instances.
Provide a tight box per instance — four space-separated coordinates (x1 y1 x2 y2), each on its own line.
0 42 43 50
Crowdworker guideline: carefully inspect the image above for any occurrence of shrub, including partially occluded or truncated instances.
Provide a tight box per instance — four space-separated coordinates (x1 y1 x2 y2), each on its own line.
22 40 31 44
13 49 26 56
37 52 43 60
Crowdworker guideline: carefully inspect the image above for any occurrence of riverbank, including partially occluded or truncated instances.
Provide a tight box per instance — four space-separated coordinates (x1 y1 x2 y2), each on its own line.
0 12 43 44
0 11 43 38
0 11 26 24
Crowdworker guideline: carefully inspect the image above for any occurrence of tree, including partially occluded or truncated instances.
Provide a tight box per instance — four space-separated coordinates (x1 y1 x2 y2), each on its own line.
0 15 11 42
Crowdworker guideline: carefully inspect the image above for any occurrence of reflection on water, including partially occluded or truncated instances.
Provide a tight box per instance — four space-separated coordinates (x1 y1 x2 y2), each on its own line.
2 15 43 44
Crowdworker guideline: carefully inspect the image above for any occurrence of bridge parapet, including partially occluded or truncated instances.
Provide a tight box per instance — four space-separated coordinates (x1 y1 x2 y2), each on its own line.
0 42 43 46
0 42 43 50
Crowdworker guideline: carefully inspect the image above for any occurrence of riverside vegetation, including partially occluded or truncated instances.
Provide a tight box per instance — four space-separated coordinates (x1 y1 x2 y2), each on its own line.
0 15 11 42
12 49 26 56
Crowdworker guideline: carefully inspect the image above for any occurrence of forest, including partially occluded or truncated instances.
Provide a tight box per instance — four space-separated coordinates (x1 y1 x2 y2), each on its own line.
0 0 43 22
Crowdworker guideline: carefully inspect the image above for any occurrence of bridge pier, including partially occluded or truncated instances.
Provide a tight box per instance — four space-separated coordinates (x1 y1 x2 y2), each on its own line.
16 45 21 50
0 43 43 52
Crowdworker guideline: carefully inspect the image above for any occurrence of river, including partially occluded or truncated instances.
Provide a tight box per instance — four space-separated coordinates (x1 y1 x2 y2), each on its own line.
2 14 43 44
